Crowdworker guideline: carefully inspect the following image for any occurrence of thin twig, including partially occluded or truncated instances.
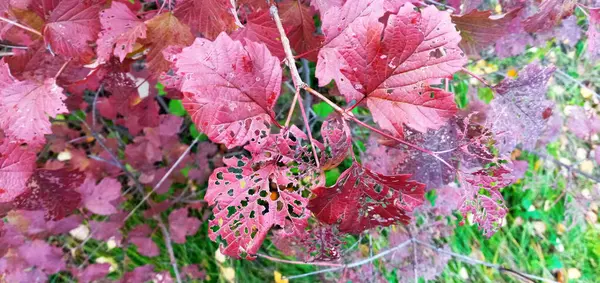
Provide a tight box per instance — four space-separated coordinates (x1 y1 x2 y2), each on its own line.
537 151 600 183
0 51 14 56
126 137 200 220
414 240 558 283
461 67 492 87
256 253 344 267
554 68 600 99
0 16 43 37
55 59 71 80
0 41 28 49
284 240 413 280
156 217 183 283
297 89 321 168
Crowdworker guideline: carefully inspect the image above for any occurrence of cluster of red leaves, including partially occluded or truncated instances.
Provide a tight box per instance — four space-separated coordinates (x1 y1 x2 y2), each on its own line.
0 0 584 280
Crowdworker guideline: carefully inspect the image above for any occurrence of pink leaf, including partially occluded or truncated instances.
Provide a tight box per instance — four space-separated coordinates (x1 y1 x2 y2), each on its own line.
318 4 465 135
452 8 522 56
77 177 122 215
130 224 160 257
168 208 201 244
43 0 103 62
18 239 66 274
308 162 425 234
0 139 36 203
75 263 111 283
0 63 67 147
173 33 281 148
173 0 237 39
96 1 147 63
587 7 600 61
566 106 600 139
523 0 576 33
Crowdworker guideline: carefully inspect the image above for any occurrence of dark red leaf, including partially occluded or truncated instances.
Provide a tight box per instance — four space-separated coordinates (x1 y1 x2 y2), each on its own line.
308 162 425 234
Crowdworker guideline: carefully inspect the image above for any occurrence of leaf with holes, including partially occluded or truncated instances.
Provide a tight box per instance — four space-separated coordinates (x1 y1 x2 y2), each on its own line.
172 33 281 149
308 162 425 234
96 1 147 63
205 127 321 258
317 4 466 136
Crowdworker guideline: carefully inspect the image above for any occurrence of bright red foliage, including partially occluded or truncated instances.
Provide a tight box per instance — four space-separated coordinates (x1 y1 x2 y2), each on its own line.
0 0 577 277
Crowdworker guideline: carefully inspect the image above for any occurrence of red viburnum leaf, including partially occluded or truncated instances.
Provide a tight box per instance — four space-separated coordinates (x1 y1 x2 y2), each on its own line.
523 0 576 33
77 177 122 215
231 10 285 60
173 0 237 40
316 0 384 85
308 162 425 234
318 4 466 136
320 113 351 170
168 208 201 244
566 106 600 139
43 0 103 62
0 140 36 203
142 12 194 75
96 1 147 63
279 0 324 60
0 61 67 147
11 168 84 220
587 7 600 61
172 33 281 149
206 127 322 258
490 63 555 153
18 239 66 274
452 8 522 56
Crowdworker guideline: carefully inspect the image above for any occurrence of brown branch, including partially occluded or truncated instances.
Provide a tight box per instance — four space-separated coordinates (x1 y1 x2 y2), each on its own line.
256 253 344 267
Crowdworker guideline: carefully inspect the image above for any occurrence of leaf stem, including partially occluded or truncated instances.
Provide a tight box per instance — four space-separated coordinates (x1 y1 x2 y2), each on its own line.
284 87 300 127
461 67 492 87
0 16 43 37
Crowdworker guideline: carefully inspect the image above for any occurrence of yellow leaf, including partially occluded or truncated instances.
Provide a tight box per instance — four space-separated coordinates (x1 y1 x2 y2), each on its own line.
581 87 594 99
534 159 543 172
274 271 289 283
221 267 235 283
507 68 518 78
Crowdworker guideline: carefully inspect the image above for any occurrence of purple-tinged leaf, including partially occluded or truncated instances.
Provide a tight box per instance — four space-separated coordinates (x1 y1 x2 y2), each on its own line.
490 63 555 153
566 106 600 139
168 208 201 244
77 177 122 216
